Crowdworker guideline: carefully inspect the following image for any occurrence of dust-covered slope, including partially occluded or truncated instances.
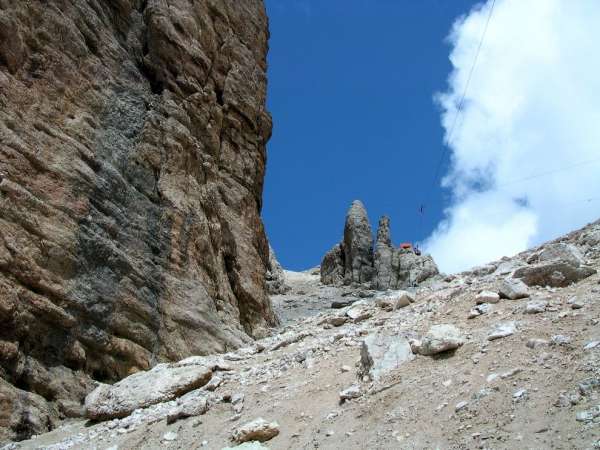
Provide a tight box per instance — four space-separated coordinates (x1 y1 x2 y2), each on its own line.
4 219 600 449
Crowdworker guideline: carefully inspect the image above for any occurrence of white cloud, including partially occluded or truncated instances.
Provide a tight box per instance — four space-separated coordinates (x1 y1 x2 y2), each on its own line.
424 0 600 273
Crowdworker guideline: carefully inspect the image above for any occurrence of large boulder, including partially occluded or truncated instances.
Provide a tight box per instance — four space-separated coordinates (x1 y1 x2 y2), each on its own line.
85 363 213 420
514 262 596 288
537 243 585 266
360 330 415 380
516 241 596 287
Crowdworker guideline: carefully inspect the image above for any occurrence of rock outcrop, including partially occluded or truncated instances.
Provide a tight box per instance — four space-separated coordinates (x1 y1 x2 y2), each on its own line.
265 245 290 295
320 201 439 289
0 0 275 441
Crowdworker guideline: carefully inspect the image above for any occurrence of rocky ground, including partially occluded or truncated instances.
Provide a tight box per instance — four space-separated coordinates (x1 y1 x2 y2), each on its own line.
3 220 600 450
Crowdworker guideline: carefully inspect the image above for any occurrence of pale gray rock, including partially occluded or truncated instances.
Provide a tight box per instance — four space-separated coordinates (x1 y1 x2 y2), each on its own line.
346 305 372 322
321 202 439 289
360 330 415 380
166 390 209 424
499 279 529 300
551 335 571 346
372 214 439 290
375 291 415 310
85 364 213 420
488 322 517 341
320 244 345 285
455 401 469 412
567 296 585 309
266 245 290 295
339 385 362 403
514 262 596 288
526 338 549 349
343 201 376 285
223 443 270 450
538 243 586 266
525 299 548 314
232 418 280 443
476 291 500 304
416 325 465 356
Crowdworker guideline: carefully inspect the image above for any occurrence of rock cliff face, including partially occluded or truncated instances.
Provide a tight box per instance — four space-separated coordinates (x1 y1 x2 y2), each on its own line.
321 200 439 289
0 0 275 441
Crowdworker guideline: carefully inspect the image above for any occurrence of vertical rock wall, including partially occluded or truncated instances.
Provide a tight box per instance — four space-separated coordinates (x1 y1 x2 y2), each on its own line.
0 0 275 440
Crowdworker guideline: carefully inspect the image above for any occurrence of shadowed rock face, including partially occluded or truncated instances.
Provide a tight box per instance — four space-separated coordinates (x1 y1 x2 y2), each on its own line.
321 201 439 289
0 0 275 441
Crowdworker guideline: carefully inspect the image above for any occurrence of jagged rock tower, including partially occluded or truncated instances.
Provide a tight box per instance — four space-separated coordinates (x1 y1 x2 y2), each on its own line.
321 200 439 289
0 0 275 441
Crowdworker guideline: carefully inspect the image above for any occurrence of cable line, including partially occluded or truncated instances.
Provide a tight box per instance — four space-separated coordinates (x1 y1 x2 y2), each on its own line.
420 0 497 228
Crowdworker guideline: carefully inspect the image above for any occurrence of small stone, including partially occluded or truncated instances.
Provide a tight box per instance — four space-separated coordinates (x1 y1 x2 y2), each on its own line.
455 401 469 412
551 335 571 346
163 431 178 441
526 338 549 349
231 418 280 443
525 299 548 314
339 385 362 403
567 296 584 309
476 291 500 304
488 322 517 341
513 389 527 400
346 306 372 322
578 378 600 396
340 365 352 373
584 341 600 350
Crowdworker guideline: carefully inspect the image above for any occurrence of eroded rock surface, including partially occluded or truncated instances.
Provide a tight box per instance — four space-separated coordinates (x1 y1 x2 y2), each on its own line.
0 0 275 441
320 201 439 289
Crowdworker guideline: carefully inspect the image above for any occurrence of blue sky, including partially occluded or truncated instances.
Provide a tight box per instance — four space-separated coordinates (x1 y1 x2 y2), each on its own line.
262 0 600 272
262 0 480 270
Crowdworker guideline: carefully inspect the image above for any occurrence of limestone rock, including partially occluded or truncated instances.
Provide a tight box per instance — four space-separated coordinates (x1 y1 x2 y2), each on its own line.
415 325 465 356
373 216 439 290
360 330 415 380
166 390 210 424
537 243 586 266
223 443 270 450
525 299 548 314
514 262 596 287
488 322 517 341
339 385 362 403
232 418 280 444
343 201 376 284
85 363 213 420
266 245 290 295
499 279 530 299
321 202 439 289
375 291 415 310
476 291 500 304
0 0 276 439
321 244 345 285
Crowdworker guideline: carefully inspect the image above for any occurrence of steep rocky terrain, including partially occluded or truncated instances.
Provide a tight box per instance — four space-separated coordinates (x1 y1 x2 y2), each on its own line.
0 0 276 441
5 219 599 449
321 200 439 289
